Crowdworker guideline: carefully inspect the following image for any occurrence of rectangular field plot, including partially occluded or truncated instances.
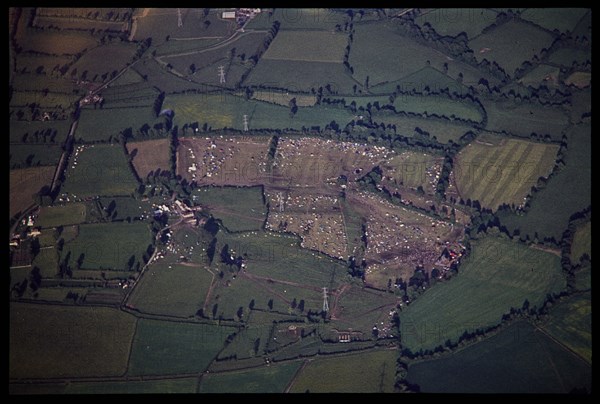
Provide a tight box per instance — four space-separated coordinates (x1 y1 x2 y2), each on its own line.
10 144 63 169
520 8 589 34
10 166 55 219
199 361 302 393
194 186 266 232
453 134 559 210
398 236 565 352
10 303 136 378
16 29 99 56
65 378 198 394
127 261 213 317
126 139 171 179
127 319 229 376
62 144 139 198
246 8 347 31
570 221 591 263
76 106 157 142
61 221 153 271
10 119 71 144
415 8 497 39
407 321 591 393
36 203 87 228
289 350 397 393
263 31 347 63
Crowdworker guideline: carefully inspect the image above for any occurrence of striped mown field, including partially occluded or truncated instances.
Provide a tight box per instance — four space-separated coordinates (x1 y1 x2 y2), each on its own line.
453 134 559 210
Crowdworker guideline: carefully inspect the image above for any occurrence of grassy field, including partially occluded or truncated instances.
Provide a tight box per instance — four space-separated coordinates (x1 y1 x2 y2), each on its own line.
399 236 565 352
372 112 473 144
31 246 59 277
334 286 398 333
407 321 591 393
481 99 570 141
17 29 99 56
380 151 443 191
154 38 223 57
199 361 302 393
518 64 560 88
61 221 153 270
392 94 483 122
33 15 128 32
468 19 555 75
67 43 137 82
194 186 266 232
574 266 590 291
11 90 79 111
76 106 157 142
520 8 589 33
36 203 87 228
263 31 347 63
415 8 497 39
9 303 136 379
349 21 494 90
564 72 591 88
96 196 151 221
62 144 139 198
370 66 468 95
127 261 213 317
289 350 397 393
251 90 316 107
10 166 55 218
453 134 559 210
126 139 171 179
546 47 591 67
496 124 590 241
244 58 358 94
10 144 63 168
541 291 591 364
65 378 198 394
570 221 591 263
127 319 229 376
131 57 211 93
10 119 71 144
246 8 348 31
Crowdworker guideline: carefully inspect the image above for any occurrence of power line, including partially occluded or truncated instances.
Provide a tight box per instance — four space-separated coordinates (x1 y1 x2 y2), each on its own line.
322 287 329 313
177 8 183 27
218 65 226 83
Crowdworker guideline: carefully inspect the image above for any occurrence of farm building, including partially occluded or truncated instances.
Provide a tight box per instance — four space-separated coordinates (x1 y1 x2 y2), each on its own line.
222 11 236 19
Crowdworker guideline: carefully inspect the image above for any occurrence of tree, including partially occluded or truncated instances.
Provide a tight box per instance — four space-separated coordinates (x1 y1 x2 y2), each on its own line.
298 299 305 312
206 238 217 264
237 306 244 320
268 298 273 310
253 337 261 355
29 267 42 292
249 299 255 310
212 303 219 319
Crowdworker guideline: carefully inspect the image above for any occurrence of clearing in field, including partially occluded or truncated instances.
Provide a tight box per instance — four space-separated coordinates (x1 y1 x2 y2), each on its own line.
127 319 229 376
289 350 397 393
10 166 55 218
540 291 591 364
199 361 302 393
177 135 271 186
407 321 591 393
127 261 214 318
468 19 555 75
399 236 565 352
453 134 559 210
194 186 267 232
263 31 347 63
62 144 139 198
61 221 153 271
126 139 171 179
9 303 136 379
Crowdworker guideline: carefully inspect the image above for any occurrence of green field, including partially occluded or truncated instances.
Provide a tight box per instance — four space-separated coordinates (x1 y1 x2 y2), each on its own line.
372 112 473 144
101 82 159 107
10 166 55 219
68 43 137 82
11 90 79 110
97 197 152 221
61 221 153 270
469 19 555 75
541 291 591 364
399 236 565 352
65 378 198 394
393 94 483 122
289 350 396 393
381 151 442 191
36 203 87 228
246 8 348 31
482 99 569 141
520 8 589 33
546 47 591 67
574 266 590 291
518 64 560 88
127 261 213 317
370 66 468 95
10 303 136 379
496 125 591 241
454 134 559 210
127 319 229 376
62 144 139 197
407 321 591 393
154 38 222 57
76 106 158 142
334 286 398 333
194 186 266 232
415 8 497 39
10 144 64 168
14 53 74 76
16 29 99 55
9 119 71 144
199 361 301 393
571 221 591 263
164 93 355 131
263 31 347 63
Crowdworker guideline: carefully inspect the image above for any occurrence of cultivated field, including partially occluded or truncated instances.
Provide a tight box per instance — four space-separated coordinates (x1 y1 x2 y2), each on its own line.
62 144 139 198
76 106 157 142
68 43 138 82
194 186 267 232
415 8 497 39
453 134 559 210
10 144 64 168
251 90 316 107
399 236 565 352
246 8 347 31
289 350 397 393
61 221 153 270
10 166 55 218
263 31 347 63
16 29 99 56
541 291 591 364
9 303 136 378
126 139 171 179
380 151 443 194
36 203 87 228
407 321 592 393
199 361 302 393
570 221 591 263
370 66 469 95
10 119 71 145
518 64 560 88
127 319 229 376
